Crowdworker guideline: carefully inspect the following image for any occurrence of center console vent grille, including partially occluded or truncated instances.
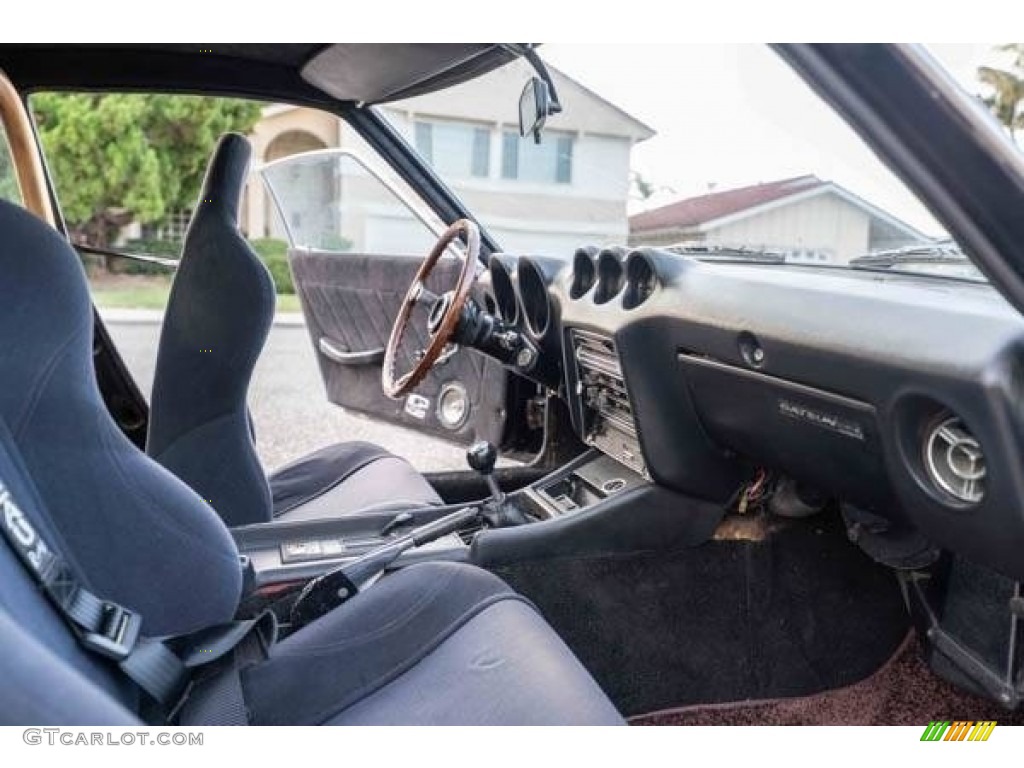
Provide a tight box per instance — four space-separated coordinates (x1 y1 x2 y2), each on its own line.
575 334 622 378
571 329 646 475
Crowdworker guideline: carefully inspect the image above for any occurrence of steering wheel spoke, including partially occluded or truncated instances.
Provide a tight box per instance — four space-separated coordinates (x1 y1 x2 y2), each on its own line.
413 341 457 366
436 342 459 366
409 280 439 307
417 286 440 306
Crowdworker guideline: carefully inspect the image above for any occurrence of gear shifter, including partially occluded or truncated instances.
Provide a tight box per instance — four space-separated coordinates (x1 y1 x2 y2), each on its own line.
467 440 504 505
466 441 529 527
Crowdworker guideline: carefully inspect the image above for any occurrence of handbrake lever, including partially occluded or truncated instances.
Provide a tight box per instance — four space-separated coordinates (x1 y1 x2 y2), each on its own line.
289 505 481 629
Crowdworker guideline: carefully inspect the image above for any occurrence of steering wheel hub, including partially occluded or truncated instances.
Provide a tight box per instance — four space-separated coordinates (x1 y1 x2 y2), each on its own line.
427 291 454 336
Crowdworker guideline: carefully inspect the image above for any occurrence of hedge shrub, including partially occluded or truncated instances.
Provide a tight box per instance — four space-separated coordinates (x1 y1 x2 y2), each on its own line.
100 236 295 294
111 238 181 275
249 238 293 294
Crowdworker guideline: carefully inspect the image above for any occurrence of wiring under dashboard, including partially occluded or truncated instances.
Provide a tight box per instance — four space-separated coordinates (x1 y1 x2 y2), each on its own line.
737 468 771 515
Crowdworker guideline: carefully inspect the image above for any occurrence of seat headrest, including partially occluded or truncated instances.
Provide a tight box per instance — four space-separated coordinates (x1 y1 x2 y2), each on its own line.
196 132 252 225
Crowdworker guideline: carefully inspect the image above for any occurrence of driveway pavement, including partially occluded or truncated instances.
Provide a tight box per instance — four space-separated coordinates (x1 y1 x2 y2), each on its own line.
103 311 469 473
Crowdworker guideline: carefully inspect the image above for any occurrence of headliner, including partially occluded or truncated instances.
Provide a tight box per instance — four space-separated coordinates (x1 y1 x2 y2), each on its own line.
0 44 521 106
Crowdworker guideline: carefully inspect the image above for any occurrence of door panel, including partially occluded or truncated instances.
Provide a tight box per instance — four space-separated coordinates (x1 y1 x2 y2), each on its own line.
291 247 507 445
261 147 510 446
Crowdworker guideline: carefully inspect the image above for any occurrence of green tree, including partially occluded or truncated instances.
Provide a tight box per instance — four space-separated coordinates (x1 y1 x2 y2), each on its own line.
0 145 18 202
32 93 262 248
977 44 1024 140
630 170 655 201
0 132 20 204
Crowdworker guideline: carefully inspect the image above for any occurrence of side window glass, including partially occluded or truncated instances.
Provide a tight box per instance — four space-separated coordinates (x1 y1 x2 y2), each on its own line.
259 149 442 255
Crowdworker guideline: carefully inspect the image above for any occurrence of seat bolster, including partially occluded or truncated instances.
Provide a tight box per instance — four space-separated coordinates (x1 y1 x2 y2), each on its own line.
239 562 512 725
271 449 441 522
235 562 622 725
323 600 625 726
152 411 272 528
269 441 395 516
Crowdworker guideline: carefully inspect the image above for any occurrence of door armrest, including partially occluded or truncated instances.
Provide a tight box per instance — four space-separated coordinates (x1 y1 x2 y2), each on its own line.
319 336 385 366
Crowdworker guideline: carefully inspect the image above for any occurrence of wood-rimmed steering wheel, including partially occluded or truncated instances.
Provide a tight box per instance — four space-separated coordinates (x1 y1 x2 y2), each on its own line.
382 219 480 399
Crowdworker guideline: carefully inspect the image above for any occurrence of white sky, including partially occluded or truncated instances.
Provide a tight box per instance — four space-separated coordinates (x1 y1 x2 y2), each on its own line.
541 44 1009 236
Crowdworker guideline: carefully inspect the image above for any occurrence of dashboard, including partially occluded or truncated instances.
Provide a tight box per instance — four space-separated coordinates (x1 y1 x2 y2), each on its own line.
482 246 1024 583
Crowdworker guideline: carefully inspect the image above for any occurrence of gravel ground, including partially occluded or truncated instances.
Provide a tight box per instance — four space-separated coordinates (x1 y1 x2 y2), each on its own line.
104 317 470 473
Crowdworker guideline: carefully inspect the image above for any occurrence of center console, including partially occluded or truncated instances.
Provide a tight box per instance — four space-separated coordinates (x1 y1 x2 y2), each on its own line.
233 325 724 602
529 451 647 516
515 325 649 517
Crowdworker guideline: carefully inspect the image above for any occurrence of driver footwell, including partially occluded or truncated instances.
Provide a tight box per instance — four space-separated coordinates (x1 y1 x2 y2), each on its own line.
491 510 910 718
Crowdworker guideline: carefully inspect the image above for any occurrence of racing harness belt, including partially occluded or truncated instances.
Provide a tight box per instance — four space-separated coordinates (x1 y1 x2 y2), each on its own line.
0 477 275 721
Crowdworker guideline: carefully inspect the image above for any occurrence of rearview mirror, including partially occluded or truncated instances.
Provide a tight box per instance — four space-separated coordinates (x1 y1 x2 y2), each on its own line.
519 77 552 143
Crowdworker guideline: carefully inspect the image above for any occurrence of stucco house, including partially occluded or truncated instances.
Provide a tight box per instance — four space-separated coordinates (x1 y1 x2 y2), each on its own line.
628 175 929 263
243 61 654 257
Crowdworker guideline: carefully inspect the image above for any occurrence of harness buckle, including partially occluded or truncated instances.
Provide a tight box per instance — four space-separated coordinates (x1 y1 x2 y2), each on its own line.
80 601 142 661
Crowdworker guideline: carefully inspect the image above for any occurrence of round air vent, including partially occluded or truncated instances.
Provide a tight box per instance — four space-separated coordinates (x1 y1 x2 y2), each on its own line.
594 250 625 305
622 251 658 310
923 415 986 504
518 258 551 338
489 257 519 324
570 249 597 299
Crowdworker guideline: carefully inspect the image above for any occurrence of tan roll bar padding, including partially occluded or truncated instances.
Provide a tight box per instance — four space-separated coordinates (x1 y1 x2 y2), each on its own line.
0 70 55 226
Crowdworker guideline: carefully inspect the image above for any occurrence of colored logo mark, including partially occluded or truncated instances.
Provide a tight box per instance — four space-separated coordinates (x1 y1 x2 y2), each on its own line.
920 721 997 742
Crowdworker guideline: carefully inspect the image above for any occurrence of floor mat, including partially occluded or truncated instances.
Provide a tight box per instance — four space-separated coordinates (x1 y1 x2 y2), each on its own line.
631 632 1024 725
492 510 910 717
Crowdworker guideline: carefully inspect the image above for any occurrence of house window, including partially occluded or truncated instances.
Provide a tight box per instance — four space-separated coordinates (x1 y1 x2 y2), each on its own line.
162 209 192 241
501 131 573 184
414 120 490 179
142 209 192 242
784 248 831 263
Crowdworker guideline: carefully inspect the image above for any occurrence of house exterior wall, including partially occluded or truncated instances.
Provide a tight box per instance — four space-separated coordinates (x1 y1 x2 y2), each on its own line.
244 106 343 240
704 193 871 263
244 62 650 258
383 108 633 254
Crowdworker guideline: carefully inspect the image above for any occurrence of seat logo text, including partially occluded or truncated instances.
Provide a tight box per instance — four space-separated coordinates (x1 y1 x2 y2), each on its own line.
0 482 51 570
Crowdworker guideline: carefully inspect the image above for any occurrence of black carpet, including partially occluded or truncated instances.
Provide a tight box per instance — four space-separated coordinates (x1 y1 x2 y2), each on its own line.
492 510 910 717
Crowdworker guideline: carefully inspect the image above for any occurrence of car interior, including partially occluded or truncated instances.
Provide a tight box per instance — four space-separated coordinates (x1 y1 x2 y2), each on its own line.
2 43 1024 727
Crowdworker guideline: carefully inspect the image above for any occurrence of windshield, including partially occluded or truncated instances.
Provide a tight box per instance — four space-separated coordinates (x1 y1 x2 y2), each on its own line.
381 44 1022 282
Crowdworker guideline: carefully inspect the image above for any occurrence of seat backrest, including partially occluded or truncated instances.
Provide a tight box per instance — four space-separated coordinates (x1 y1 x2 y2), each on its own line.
0 198 242 640
147 133 276 527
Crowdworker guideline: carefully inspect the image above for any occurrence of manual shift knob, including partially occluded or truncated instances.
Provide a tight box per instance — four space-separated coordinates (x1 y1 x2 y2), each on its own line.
466 441 498 475
467 440 507 511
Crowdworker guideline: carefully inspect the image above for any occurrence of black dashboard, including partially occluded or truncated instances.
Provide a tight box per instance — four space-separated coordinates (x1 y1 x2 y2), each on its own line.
483 246 1024 583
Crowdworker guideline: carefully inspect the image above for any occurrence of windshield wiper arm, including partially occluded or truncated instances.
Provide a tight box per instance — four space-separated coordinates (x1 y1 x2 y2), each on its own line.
849 241 967 269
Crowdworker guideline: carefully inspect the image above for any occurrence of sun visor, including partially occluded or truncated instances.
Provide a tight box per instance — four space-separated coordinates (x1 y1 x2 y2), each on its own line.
300 43 520 104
